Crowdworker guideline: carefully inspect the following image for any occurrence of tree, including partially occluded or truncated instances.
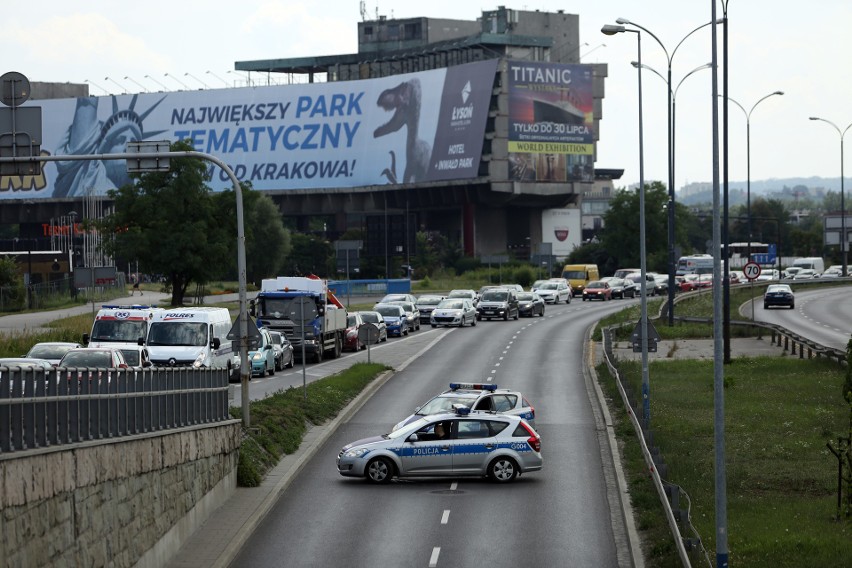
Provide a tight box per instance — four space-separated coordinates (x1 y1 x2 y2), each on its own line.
281 233 334 277
600 181 676 273
0 256 25 310
242 192 291 285
98 141 233 306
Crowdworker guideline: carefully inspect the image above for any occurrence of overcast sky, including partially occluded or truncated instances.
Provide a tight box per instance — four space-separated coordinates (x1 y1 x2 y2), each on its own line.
4 0 851 191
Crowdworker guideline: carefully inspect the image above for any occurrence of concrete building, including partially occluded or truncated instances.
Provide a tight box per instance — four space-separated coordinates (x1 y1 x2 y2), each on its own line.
2 6 617 273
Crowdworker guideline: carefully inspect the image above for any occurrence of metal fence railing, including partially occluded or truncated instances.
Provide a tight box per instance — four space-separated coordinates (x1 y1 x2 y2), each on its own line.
0 366 231 454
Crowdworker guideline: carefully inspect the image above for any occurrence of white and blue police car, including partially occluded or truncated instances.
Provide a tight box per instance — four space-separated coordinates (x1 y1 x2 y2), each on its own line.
337 405 543 484
391 383 536 432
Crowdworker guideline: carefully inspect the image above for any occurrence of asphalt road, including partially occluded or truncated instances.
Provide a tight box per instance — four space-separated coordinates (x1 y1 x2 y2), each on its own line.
747 284 852 350
231 298 635 568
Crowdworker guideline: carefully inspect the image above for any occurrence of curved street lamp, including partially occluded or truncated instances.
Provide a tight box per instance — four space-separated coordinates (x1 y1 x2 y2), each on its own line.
123 76 149 93
602 23 650 426
144 75 170 91
616 17 721 326
809 116 852 276
726 92 784 262
164 72 189 90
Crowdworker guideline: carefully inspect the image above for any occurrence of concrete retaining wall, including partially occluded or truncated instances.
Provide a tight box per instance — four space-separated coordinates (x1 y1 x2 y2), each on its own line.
0 420 241 568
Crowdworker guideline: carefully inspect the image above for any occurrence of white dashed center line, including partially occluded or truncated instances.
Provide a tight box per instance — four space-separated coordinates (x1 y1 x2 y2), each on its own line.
441 510 450 524
429 547 441 567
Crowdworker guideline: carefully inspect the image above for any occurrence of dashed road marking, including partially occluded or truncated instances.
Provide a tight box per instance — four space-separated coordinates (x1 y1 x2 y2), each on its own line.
429 547 441 567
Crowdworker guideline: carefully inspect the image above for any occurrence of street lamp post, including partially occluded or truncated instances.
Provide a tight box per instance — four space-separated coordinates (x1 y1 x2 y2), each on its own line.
809 117 852 277
602 23 650 426
727 92 785 261
616 17 719 326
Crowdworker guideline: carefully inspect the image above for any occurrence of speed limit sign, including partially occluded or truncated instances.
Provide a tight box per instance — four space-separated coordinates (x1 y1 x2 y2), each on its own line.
743 261 762 281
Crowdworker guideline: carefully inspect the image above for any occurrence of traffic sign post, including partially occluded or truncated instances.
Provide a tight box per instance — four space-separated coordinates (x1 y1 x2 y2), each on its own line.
744 261 762 324
743 261 762 281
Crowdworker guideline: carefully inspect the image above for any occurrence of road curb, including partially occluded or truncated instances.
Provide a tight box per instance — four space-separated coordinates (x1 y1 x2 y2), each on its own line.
210 366 396 568
585 323 645 568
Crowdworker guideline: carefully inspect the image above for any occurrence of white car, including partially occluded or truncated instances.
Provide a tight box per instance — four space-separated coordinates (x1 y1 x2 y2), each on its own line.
534 280 572 304
25 341 83 366
792 269 817 280
755 269 781 282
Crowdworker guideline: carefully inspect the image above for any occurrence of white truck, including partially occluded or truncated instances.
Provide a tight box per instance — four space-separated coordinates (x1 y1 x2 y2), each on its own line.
250 276 347 363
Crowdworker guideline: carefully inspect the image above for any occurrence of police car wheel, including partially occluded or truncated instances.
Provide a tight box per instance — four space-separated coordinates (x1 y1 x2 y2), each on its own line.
488 456 518 483
366 457 394 484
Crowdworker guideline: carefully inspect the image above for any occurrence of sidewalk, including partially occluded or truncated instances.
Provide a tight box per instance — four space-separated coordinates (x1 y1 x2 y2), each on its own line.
0 291 172 335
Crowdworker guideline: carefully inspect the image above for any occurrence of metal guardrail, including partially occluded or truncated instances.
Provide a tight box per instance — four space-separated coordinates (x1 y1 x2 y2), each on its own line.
0 366 231 454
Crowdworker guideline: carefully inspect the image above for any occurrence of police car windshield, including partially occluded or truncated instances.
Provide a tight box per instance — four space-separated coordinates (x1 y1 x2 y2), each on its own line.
417 395 475 415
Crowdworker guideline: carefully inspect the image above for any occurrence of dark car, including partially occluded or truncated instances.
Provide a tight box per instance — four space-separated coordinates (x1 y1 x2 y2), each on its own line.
415 295 444 324
763 284 794 309
476 289 519 321
601 277 634 299
516 292 545 317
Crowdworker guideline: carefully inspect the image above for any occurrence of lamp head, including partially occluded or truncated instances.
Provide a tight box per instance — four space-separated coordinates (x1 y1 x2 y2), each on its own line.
615 17 632 25
809 117 820 121
630 61 640 68
601 24 625 36
774 91 784 96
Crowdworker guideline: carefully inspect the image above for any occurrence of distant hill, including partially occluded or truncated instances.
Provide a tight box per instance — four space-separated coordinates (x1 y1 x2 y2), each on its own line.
677 177 841 207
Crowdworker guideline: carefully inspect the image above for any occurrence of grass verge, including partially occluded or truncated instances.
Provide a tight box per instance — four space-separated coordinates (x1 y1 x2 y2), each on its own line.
597 355 851 567
230 362 391 487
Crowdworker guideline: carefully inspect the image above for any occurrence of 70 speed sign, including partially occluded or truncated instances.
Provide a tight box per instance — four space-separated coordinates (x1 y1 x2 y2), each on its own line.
743 261 762 281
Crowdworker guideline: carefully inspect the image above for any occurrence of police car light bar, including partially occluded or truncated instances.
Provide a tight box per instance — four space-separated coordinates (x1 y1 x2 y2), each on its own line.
451 403 471 415
101 304 154 309
449 382 498 391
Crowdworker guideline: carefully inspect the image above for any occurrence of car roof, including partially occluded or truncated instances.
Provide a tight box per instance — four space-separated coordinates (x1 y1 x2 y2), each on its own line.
0 357 53 367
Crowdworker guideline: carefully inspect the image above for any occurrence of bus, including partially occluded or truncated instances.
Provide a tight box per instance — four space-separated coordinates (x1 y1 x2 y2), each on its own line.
723 242 775 267
676 254 714 275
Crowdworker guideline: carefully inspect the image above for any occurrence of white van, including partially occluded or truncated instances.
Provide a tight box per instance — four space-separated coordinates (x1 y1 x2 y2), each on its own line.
146 307 234 369
84 304 162 351
791 257 825 275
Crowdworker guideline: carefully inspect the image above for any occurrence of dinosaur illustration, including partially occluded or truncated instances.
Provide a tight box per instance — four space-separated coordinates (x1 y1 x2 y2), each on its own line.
373 78 432 184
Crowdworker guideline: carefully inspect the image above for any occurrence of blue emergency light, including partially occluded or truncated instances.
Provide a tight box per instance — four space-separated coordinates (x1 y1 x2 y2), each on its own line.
452 404 471 416
449 382 498 391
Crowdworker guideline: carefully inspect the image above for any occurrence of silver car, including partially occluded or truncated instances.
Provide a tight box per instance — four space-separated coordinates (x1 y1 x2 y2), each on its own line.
430 298 477 327
337 407 543 484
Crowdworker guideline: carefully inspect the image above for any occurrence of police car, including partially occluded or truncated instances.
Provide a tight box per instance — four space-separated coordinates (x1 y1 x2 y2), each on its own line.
337 406 543 484
391 383 536 432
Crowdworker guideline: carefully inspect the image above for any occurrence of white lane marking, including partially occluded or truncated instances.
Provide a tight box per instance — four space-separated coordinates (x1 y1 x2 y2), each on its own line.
494 362 500 367
486 376 492 382
450 482 458 490
499 356 504 361
429 547 441 567
441 510 450 524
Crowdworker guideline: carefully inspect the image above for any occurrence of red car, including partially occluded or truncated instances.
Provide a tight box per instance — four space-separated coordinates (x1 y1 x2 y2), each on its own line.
582 280 613 301
343 313 366 351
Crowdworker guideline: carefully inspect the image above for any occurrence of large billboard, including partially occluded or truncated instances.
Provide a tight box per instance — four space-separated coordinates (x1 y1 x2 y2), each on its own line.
541 208 581 257
507 61 595 183
1 59 497 200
